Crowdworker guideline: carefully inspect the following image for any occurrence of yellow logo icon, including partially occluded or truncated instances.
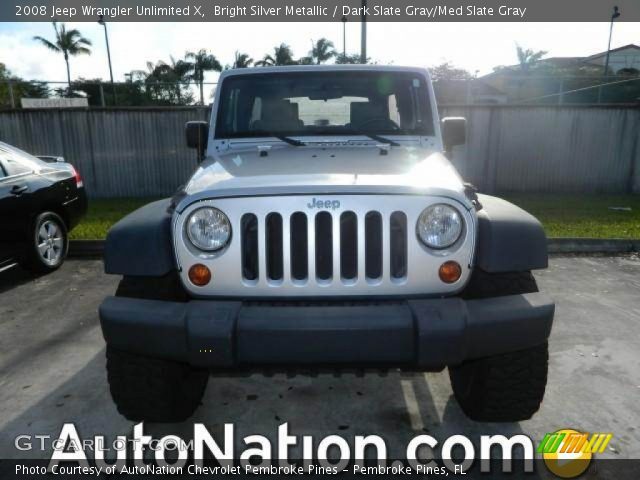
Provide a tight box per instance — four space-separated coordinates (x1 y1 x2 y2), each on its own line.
540 429 612 478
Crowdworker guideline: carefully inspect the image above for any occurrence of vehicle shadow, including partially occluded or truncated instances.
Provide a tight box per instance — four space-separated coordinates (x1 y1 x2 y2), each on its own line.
0 350 540 477
0 265 44 295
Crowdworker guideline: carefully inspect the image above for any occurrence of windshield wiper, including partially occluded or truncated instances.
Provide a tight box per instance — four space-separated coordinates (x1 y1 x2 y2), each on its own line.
253 131 306 146
347 131 401 147
275 135 306 147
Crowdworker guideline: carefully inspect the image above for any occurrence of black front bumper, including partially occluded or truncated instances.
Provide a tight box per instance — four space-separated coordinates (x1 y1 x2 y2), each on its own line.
99 293 554 370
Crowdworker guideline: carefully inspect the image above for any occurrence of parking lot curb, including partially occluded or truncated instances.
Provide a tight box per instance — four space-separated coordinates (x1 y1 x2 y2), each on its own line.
547 238 640 254
68 238 640 258
68 240 105 258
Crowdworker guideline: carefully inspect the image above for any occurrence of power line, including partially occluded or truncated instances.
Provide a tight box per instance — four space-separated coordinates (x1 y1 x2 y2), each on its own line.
519 75 640 103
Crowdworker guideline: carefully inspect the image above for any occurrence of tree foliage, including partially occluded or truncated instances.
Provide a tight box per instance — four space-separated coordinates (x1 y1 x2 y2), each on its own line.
0 63 49 108
335 53 370 64
429 62 473 82
515 44 548 72
232 52 253 69
185 49 222 104
309 38 336 64
255 44 297 66
33 22 92 91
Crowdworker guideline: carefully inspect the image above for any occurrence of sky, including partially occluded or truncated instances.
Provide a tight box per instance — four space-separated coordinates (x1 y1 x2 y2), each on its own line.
0 21 638 86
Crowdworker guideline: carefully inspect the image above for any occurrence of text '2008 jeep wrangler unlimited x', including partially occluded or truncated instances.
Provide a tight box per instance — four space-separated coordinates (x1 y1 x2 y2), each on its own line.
99 66 554 423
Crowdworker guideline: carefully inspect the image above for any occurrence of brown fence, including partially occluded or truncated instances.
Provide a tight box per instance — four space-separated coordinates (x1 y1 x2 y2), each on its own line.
0 105 638 197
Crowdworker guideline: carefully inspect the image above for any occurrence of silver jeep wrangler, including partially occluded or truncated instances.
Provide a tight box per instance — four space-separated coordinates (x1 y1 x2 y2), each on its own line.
100 65 554 423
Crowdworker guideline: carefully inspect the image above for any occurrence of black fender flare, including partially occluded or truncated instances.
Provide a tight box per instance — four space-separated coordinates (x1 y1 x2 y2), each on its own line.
104 199 176 276
474 194 548 273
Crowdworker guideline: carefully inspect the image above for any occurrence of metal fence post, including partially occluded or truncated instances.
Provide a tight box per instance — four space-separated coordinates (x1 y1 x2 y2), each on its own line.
99 83 105 107
597 84 603 104
558 78 564 105
8 80 16 108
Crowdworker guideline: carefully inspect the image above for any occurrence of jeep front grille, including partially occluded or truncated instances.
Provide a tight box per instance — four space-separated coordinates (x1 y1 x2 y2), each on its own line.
175 195 475 297
240 209 409 285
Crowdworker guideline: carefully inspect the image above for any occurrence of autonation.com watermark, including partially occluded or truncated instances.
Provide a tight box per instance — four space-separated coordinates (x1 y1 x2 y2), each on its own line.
15 422 535 475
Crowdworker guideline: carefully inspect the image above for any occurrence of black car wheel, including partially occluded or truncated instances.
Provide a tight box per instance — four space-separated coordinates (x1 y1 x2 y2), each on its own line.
24 212 68 273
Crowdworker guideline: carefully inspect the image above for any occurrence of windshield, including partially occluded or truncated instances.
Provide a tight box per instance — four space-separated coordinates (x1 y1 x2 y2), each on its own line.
215 71 435 139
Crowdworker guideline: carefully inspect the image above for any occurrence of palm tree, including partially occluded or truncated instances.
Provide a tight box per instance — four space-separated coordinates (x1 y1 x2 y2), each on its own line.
135 61 161 81
515 44 548 72
233 52 253 69
33 22 92 93
185 49 222 105
168 56 192 103
255 44 296 66
310 38 336 64
136 60 190 104
254 56 273 67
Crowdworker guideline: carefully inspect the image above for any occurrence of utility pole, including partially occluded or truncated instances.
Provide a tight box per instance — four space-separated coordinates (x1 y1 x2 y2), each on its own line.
604 6 621 76
7 80 15 109
360 0 367 63
341 15 347 58
98 15 117 105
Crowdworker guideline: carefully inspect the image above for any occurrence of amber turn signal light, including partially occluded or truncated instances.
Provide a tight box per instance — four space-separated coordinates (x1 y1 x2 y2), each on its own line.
439 261 462 284
188 264 211 286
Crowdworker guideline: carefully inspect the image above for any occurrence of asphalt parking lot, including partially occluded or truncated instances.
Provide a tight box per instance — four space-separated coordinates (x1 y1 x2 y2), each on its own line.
0 255 639 462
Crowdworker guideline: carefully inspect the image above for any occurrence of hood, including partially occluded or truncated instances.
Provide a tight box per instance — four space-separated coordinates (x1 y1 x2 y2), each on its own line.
180 145 466 210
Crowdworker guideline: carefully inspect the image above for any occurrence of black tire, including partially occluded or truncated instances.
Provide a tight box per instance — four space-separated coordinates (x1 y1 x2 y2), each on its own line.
450 270 547 422
107 276 204 422
23 212 68 273
462 269 538 300
106 347 208 422
449 343 548 422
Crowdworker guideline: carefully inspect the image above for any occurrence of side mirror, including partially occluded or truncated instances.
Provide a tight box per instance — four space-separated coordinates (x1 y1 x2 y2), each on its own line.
441 117 466 153
185 121 209 161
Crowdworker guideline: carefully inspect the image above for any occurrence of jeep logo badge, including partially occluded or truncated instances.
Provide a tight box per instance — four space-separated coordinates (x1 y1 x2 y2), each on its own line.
307 198 341 210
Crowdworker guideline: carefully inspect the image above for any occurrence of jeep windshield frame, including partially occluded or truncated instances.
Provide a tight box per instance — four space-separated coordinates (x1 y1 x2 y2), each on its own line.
214 70 435 140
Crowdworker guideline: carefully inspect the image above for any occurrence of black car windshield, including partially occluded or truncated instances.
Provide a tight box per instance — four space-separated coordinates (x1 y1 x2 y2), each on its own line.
215 71 435 139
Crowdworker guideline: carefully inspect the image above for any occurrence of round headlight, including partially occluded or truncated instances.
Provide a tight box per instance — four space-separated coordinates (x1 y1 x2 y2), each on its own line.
417 204 463 249
186 207 231 252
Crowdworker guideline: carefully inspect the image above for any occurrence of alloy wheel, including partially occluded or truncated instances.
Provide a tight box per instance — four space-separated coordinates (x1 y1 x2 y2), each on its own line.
37 219 64 266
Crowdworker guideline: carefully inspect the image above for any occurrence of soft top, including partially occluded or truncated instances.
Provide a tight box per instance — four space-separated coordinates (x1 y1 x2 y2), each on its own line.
218 64 431 82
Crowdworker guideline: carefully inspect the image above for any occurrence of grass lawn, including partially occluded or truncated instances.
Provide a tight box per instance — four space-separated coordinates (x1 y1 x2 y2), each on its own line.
70 198 159 240
502 194 640 239
69 194 640 240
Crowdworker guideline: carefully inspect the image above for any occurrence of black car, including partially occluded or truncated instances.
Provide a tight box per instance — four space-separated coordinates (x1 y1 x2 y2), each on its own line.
0 142 87 273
